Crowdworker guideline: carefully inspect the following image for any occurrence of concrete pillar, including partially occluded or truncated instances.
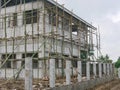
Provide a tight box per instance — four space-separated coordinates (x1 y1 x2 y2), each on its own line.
0 0 1 10
107 63 110 75
18 15 22 26
99 63 102 78
49 59 55 88
59 60 62 68
118 68 120 79
58 60 62 77
25 57 33 90
77 61 82 82
93 62 96 78
86 62 90 80
110 63 112 75
16 53 22 68
66 60 71 85
38 53 43 78
103 63 106 75
38 60 43 78
0 54 2 66
112 64 115 76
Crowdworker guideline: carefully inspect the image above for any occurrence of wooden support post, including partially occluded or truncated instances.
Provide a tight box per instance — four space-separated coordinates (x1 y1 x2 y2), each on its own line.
49 59 55 88
77 60 82 82
25 57 33 90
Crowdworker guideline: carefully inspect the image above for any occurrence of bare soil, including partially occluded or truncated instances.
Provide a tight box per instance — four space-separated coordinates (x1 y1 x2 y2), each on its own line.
88 79 120 90
0 78 120 90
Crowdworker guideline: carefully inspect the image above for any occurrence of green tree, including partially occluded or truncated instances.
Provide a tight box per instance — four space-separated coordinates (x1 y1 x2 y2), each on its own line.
98 55 105 61
105 54 109 60
98 54 111 62
115 57 120 68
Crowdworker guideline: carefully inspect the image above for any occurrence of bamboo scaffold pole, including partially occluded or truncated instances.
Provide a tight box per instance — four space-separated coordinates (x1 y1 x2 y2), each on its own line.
37 0 40 79
23 0 27 59
4 0 7 79
12 0 18 79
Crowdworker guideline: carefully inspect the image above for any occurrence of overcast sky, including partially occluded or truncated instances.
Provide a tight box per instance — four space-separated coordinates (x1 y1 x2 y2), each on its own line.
56 0 120 62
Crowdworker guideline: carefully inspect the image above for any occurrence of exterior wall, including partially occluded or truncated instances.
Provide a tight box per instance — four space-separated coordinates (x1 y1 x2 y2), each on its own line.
0 1 83 56
0 1 89 79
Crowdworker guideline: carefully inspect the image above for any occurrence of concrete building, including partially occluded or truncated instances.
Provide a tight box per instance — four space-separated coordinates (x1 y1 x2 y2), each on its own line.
0 0 113 83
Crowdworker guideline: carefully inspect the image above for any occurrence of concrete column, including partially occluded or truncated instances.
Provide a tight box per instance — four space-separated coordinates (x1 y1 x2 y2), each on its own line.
107 63 110 75
66 60 71 85
0 54 2 66
49 59 55 88
118 68 120 79
38 60 43 78
18 15 22 26
58 60 62 77
93 62 96 78
112 64 115 76
86 62 90 80
103 63 106 75
99 63 102 78
77 61 82 82
59 60 62 68
110 63 112 75
25 57 33 90
38 53 43 78
16 53 22 69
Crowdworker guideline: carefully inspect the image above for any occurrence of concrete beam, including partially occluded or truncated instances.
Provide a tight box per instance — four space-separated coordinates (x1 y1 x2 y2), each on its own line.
93 62 96 78
25 57 33 90
77 61 82 82
86 62 90 80
66 60 71 85
49 59 55 88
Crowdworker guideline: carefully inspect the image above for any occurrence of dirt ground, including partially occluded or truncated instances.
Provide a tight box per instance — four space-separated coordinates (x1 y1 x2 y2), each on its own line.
88 79 120 90
0 78 120 90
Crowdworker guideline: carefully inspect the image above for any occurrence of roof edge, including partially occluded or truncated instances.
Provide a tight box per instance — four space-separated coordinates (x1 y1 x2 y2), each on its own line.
47 0 97 30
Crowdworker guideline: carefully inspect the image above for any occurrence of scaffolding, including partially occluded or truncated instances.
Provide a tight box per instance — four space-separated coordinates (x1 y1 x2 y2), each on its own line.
0 0 114 89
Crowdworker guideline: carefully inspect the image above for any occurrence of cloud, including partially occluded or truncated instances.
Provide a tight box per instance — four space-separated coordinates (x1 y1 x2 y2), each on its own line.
107 12 120 23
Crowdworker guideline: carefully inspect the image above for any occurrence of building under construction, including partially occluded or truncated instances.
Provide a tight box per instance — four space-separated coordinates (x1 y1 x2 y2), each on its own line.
0 0 114 89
